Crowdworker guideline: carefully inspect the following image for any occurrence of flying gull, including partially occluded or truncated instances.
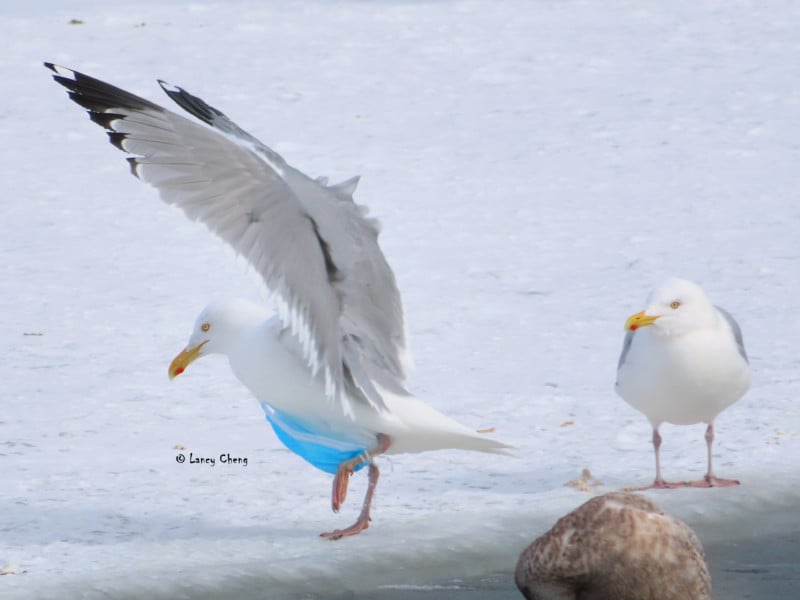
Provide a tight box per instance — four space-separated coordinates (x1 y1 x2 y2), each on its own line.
46 63 510 538
615 277 750 489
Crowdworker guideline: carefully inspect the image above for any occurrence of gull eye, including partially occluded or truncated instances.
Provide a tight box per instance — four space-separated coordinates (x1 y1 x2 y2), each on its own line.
201 323 211 332
670 301 681 309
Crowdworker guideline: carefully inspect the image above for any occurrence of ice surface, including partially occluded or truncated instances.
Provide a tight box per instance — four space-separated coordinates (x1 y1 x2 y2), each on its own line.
2 1 800 598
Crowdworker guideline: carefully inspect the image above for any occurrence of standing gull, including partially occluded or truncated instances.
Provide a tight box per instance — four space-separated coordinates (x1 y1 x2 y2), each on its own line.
615 277 750 489
46 63 509 538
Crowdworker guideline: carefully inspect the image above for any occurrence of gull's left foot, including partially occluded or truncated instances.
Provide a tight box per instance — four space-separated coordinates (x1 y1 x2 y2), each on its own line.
323 437 390 539
320 514 371 540
321 463 381 540
631 478 691 491
688 475 740 488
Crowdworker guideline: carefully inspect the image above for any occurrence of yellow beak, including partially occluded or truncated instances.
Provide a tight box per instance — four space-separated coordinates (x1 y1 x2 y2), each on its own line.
624 310 660 332
168 341 207 380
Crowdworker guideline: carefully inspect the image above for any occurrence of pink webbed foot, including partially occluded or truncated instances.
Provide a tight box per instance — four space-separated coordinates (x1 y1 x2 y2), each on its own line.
321 463 382 540
322 436 390 540
688 475 740 488
320 513 372 540
635 479 691 491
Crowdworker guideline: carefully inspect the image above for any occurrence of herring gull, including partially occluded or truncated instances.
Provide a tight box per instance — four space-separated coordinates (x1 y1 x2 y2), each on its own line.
46 63 510 538
615 277 750 490
515 492 712 600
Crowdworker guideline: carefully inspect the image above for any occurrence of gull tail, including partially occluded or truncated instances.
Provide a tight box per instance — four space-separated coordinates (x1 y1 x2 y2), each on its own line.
381 392 515 456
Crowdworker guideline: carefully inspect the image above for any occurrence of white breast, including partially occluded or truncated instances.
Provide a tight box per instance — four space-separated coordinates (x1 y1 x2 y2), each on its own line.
617 326 750 426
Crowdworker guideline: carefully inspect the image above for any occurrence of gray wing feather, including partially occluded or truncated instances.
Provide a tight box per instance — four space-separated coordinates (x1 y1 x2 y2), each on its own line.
158 83 408 397
716 306 748 363
617 330 636 370
47 64 408 414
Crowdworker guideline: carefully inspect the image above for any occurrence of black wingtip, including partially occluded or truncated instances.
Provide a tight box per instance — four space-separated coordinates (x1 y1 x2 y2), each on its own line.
46 63 163 118
126 157 141 178
89 110 126 129
107 131 128 151
43 62 68 78
158 79 224 126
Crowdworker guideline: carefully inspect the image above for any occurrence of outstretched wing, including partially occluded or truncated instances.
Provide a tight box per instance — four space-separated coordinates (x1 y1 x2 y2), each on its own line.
46 63 408 415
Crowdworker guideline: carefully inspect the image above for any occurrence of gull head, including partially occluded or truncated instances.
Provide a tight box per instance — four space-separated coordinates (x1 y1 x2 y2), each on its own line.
168 299 268 379
624 278 716 337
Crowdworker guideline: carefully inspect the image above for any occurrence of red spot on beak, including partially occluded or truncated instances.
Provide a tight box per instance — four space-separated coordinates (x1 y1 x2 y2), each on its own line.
175 367 185 375
630 324 639 331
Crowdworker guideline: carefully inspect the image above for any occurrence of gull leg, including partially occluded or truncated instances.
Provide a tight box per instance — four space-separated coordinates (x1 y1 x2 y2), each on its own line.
321 463 381 540
688 423 739 488
322 433 391 540
329 433 391 513
653 428 665 485
636 428 689 490
330 455 358 514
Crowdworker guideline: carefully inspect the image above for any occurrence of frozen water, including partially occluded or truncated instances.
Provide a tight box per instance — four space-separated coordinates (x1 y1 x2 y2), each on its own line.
2 1 799 597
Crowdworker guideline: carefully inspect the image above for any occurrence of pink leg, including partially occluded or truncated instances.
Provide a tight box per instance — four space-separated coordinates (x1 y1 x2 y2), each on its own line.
322 433 391 539
330 458 355 514
321 463 381 540
329 433 391 513
635 428 690 491
688 423 739 488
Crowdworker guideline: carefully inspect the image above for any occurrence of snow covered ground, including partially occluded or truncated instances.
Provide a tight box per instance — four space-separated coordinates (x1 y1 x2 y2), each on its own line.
2 1 799 597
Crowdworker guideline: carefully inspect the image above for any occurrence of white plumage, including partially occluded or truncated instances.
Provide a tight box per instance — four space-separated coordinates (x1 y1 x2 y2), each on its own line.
615 277 750 489
47 63 509 538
